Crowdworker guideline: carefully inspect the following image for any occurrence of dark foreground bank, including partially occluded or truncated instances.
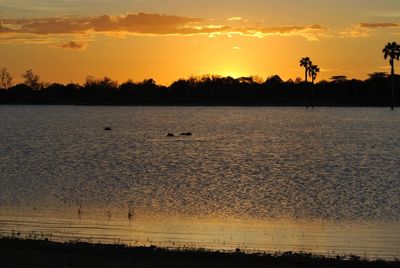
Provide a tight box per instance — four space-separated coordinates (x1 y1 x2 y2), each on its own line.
0 238 398 268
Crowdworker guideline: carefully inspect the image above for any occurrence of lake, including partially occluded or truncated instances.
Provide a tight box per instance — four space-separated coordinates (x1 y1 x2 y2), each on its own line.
0 106 399 259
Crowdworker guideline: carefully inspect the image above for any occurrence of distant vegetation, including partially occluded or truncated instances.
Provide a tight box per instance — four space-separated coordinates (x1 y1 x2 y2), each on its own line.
0 71 398 106
0 42 399 107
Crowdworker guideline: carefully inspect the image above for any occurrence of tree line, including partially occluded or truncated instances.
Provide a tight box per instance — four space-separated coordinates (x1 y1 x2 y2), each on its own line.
0 42 399 107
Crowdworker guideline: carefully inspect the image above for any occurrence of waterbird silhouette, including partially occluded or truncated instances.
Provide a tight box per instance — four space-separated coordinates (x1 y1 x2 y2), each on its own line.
104 127 112 130
383 41 400 110
78 205 83 219
166 133 174 137
128 209 133 220
179 132 192 136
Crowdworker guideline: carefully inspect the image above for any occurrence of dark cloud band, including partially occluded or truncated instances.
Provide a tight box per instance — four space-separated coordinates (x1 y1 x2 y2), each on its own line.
0 12 325 38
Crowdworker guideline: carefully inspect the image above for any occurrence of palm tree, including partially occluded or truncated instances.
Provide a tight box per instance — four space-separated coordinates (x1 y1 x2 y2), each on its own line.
299 57 312 83
300 57 312 107
309 65 320 84
383 42 400 110
308 65 320 107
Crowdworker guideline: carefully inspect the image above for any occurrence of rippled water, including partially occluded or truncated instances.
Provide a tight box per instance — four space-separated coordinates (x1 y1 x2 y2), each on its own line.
0 106 399 259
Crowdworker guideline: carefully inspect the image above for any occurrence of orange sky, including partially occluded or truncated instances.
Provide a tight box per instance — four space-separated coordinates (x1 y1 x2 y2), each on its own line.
0 0 399 85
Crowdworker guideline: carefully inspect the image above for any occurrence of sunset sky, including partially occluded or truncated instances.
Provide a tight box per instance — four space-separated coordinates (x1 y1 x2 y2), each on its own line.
0 0 399 85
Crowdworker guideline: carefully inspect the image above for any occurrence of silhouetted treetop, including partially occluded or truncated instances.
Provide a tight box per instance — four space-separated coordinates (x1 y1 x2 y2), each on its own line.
383 42 400 64
300 57 312 83
367 72 388 81
308 65 320 84
23 69 42 90
330 76 348 82
0 67 13 90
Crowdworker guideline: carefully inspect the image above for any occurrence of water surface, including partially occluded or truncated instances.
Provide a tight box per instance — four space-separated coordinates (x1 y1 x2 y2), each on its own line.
0 106 399 259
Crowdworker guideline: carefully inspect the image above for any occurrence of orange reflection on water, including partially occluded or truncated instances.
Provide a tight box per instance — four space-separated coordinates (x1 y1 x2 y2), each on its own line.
0 207 399 260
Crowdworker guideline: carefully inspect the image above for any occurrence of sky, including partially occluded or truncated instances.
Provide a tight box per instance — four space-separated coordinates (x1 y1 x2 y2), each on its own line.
0 0 400 85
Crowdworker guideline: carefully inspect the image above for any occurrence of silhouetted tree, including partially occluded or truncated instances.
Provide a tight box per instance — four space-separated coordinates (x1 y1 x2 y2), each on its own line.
367 72 388 81
81 76 118 103
141 78 156 87
264 75 284 87
23 69 41 90
238 76 261 84
84 76 117 89
0 67 12 90
300 57 312 83
308 65 320 107
309 65 320 84
250 75 265 84
330 76 347 83
383 42 400 109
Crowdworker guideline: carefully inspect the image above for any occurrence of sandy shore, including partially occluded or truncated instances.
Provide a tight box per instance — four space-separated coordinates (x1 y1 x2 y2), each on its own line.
0 238 398 268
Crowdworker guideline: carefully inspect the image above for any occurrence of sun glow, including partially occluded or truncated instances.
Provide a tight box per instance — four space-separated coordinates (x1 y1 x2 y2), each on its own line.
218 69 249 78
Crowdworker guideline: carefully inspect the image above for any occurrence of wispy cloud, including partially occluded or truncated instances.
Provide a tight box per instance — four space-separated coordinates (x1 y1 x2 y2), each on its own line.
0 22 14 33
0 12 329 45
231 24 329 41
0 13 203 35
340 22 400 38
227 17 243 22
58 40 86 50
359 22 400 28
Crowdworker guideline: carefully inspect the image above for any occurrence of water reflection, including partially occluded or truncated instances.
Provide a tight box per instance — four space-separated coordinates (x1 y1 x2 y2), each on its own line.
0 208 399 260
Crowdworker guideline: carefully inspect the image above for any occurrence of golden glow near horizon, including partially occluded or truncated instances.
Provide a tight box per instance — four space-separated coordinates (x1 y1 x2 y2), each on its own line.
0 0 399 85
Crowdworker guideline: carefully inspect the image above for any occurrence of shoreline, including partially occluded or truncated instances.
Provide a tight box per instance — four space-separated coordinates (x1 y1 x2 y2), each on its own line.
1 238 398 268
0 103 399 108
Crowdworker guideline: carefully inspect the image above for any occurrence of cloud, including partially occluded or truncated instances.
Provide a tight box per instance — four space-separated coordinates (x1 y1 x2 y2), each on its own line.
359 22 400 28
58 40 86 50
0 12 328 42
0 13 203 35
0 22 14 33
308 24 327 30
232 24 329 41
340 26 371 38
340 22 400 38
227 17 243 21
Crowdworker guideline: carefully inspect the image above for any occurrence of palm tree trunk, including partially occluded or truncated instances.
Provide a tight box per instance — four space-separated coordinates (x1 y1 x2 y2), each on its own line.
391 61 395 110
305 68 309 107
311 79 315 108
305 68 308 83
